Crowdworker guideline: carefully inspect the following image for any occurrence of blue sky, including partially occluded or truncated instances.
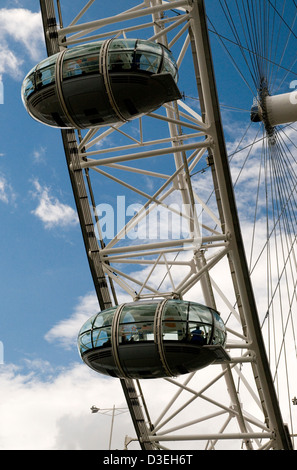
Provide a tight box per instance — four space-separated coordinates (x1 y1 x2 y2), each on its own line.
0 0 296 450
0 6 87 363
0 1 135 450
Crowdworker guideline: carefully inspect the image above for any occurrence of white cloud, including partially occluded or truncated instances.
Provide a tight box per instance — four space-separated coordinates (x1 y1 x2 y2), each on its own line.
32 146 47 163
0 357 246 450
0 43 20 78
45 292 100 350
0 175 10 203
0 174 16 205
31 179 78 229
0 362 136 450
44 288 132 351
0 8 44 79
8 219 296 451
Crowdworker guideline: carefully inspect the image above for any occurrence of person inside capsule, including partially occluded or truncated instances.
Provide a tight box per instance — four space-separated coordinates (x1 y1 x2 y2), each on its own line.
190 325 207 345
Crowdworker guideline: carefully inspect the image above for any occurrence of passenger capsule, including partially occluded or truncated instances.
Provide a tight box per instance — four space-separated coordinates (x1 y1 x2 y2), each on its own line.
21 38 182 129
77 300 230 379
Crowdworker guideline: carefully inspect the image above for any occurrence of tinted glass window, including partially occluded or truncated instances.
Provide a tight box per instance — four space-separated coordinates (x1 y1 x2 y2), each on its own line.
162 301 188 341
188 322 211 345
63 43 102 79
35 55 57 89
64 42 102 61
63 54 100 78
22 71 35 99
162 57 177 79
138 52 161 73
212 309 225 330
108 51 133 71
109 39 136 51
63 59 83 78
134 41 162 73
35 65 55 88
138 323 154 341
163 300 188 322
162 321 187 341
79 331 92 353
212 327 226 345
78 307 116 352
81 316 96 333
188 304 213 324
36 55 58 70
119 303 157 323
93 307 116 328
118 303 157 343
137 40 162 55
119 322 154 343
92 326 112 348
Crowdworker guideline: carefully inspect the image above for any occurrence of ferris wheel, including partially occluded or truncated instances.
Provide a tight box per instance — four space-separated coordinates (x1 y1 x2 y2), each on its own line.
22 0 296 450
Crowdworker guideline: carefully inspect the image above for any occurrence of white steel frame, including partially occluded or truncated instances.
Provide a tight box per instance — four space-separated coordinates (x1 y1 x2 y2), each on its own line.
39 0 293 450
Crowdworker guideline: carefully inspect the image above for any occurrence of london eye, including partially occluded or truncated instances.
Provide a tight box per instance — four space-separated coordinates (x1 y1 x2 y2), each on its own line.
23 0 297 450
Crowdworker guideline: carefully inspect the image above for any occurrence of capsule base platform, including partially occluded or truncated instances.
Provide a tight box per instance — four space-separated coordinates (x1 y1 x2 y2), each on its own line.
81 342 230 379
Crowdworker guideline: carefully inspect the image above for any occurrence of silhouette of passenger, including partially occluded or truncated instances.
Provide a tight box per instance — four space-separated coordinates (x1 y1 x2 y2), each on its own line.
191 325 206 345
111 54 124 72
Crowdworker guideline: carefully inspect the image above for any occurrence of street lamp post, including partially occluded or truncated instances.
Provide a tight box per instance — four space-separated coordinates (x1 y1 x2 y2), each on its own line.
90 405 129 449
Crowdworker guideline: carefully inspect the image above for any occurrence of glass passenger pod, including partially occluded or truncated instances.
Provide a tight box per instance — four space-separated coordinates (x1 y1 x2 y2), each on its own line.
21 38 182 129
77 300 230 380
